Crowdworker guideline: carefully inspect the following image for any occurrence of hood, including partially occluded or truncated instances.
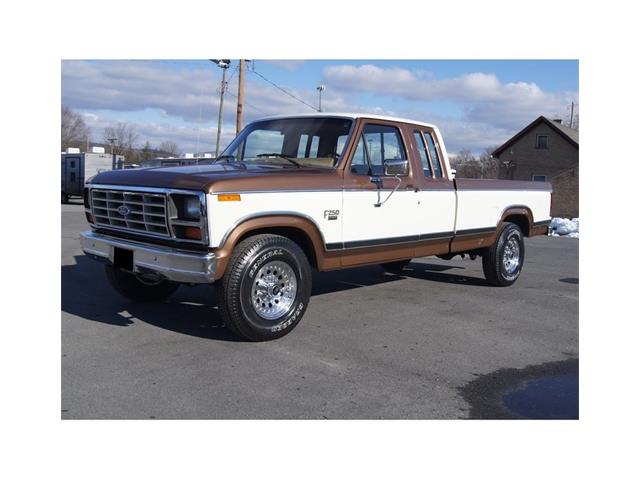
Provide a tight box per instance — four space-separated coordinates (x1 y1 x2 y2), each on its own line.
90 162 343 193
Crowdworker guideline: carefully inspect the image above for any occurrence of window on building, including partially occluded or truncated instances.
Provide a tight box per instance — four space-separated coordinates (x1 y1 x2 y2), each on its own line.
536 135 549 149
531 174 547 182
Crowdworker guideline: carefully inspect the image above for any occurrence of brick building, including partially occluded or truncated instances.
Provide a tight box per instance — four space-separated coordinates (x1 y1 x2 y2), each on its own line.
492 116 579 217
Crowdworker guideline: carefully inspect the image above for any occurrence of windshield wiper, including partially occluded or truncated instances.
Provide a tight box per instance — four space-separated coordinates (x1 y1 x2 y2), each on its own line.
255 153 301 168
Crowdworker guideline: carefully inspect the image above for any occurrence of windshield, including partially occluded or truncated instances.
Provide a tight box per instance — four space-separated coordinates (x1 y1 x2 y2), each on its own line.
219 117 353 168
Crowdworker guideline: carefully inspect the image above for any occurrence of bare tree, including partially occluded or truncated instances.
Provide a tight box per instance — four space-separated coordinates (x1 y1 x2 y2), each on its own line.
158 141 180 157
61 106 91 151
478 146 498 179
140 140 155 163
451 149 481 178
450 147 498 179
103 123 139 164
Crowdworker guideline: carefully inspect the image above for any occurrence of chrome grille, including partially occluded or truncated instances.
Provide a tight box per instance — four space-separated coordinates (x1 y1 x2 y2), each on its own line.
91 188 170 237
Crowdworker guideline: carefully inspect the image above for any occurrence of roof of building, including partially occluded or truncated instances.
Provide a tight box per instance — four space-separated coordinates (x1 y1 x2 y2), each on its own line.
254 112 437 129
492 115 579 157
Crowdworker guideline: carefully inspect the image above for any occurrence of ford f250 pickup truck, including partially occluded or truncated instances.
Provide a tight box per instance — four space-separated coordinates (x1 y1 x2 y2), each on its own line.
81 113 552 341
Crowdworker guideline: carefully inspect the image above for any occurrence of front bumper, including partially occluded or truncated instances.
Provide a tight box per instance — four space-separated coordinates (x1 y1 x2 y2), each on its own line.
80 230 217 283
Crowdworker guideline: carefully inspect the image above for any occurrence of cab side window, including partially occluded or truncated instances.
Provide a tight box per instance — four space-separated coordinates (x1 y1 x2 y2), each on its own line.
424 131 443 178
413 131 432 178
350 124 407 175
350 136 368 174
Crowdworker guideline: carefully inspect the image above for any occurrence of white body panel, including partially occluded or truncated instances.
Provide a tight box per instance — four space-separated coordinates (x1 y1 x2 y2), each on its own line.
341 190 419 242
455 189 551 232
416 190 457 235
207 187 550 248
207 191 342 248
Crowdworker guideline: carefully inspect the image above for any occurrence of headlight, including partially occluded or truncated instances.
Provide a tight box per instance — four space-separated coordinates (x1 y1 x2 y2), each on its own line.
185 196 201 219
168 192 207 244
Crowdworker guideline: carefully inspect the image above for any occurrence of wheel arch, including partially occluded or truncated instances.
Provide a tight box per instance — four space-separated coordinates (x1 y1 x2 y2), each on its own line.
213 213 329 279
498 205 533 237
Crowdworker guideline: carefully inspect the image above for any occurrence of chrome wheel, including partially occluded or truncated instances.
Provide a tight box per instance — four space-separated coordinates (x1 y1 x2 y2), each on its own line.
503 235 521 275
251 260 297 320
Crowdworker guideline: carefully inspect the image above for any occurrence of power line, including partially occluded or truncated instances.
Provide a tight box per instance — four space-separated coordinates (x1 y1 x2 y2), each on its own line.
226 65 238 88
226 90 269 115
249 69 319 112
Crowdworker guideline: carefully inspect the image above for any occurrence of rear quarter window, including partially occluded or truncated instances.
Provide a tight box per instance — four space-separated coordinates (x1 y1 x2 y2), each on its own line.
424 132 443 178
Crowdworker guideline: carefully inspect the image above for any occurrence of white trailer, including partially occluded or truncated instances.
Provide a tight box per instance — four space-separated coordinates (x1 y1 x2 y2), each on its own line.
61 149 124 203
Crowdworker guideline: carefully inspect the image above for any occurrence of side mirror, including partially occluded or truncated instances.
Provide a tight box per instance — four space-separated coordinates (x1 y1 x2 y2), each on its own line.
384 159 409 176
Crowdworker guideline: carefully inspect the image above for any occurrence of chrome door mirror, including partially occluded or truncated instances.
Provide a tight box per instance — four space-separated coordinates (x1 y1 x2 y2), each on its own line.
384 159 409 176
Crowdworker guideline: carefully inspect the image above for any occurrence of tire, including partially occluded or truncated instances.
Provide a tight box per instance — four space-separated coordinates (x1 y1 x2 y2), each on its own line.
381 259 410 274
217 234 312 341
105 265 179 301
482 222 525 286
61 192 69 204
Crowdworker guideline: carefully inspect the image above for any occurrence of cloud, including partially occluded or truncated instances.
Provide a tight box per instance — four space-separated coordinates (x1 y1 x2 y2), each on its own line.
62 60 391 152
62 60 577 155
262 60 306 71
323 64 576 130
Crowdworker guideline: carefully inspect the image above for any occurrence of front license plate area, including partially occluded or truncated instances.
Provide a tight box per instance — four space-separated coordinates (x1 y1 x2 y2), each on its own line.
113 247 134 271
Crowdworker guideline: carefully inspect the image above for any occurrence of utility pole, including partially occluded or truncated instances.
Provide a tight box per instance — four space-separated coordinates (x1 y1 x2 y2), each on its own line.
236 60 245 134
107 137 117 155
211 59 231 157
108 137 117 168
569 101 575 129
316 85 325 112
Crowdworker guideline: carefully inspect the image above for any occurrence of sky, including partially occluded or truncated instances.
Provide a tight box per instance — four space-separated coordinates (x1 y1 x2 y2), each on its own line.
61 59 578 156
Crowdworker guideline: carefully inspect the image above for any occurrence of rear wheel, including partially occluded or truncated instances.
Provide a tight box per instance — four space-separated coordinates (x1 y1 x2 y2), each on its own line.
381 259 410 274
105 265 179 301
482 222 525 286
217 234 312 341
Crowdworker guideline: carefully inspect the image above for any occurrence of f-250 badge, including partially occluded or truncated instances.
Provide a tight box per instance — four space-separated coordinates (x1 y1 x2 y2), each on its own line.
324 210 339 221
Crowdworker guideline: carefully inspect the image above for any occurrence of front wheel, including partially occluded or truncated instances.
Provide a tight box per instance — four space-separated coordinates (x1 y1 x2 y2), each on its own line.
482 222 525 286
217 234 312 341
105 265 179 301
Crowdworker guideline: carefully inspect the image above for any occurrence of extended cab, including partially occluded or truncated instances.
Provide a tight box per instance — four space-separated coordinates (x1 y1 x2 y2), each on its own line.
81 114 552 340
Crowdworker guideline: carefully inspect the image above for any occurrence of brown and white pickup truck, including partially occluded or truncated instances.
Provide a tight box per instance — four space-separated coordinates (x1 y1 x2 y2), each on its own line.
81 113 552 341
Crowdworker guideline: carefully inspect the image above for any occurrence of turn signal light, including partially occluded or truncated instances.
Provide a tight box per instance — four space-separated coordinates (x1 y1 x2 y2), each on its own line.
217 194 241 202
183 227 202 240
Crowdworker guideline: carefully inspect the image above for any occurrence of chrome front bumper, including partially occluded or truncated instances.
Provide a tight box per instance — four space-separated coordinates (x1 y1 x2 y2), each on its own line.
80 230 217 283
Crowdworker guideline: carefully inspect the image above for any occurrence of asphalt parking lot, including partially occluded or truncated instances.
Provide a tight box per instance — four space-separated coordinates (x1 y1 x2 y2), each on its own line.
62 201 579 419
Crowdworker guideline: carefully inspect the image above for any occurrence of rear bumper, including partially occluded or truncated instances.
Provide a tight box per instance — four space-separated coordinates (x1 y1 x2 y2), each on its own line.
80 230 217 283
